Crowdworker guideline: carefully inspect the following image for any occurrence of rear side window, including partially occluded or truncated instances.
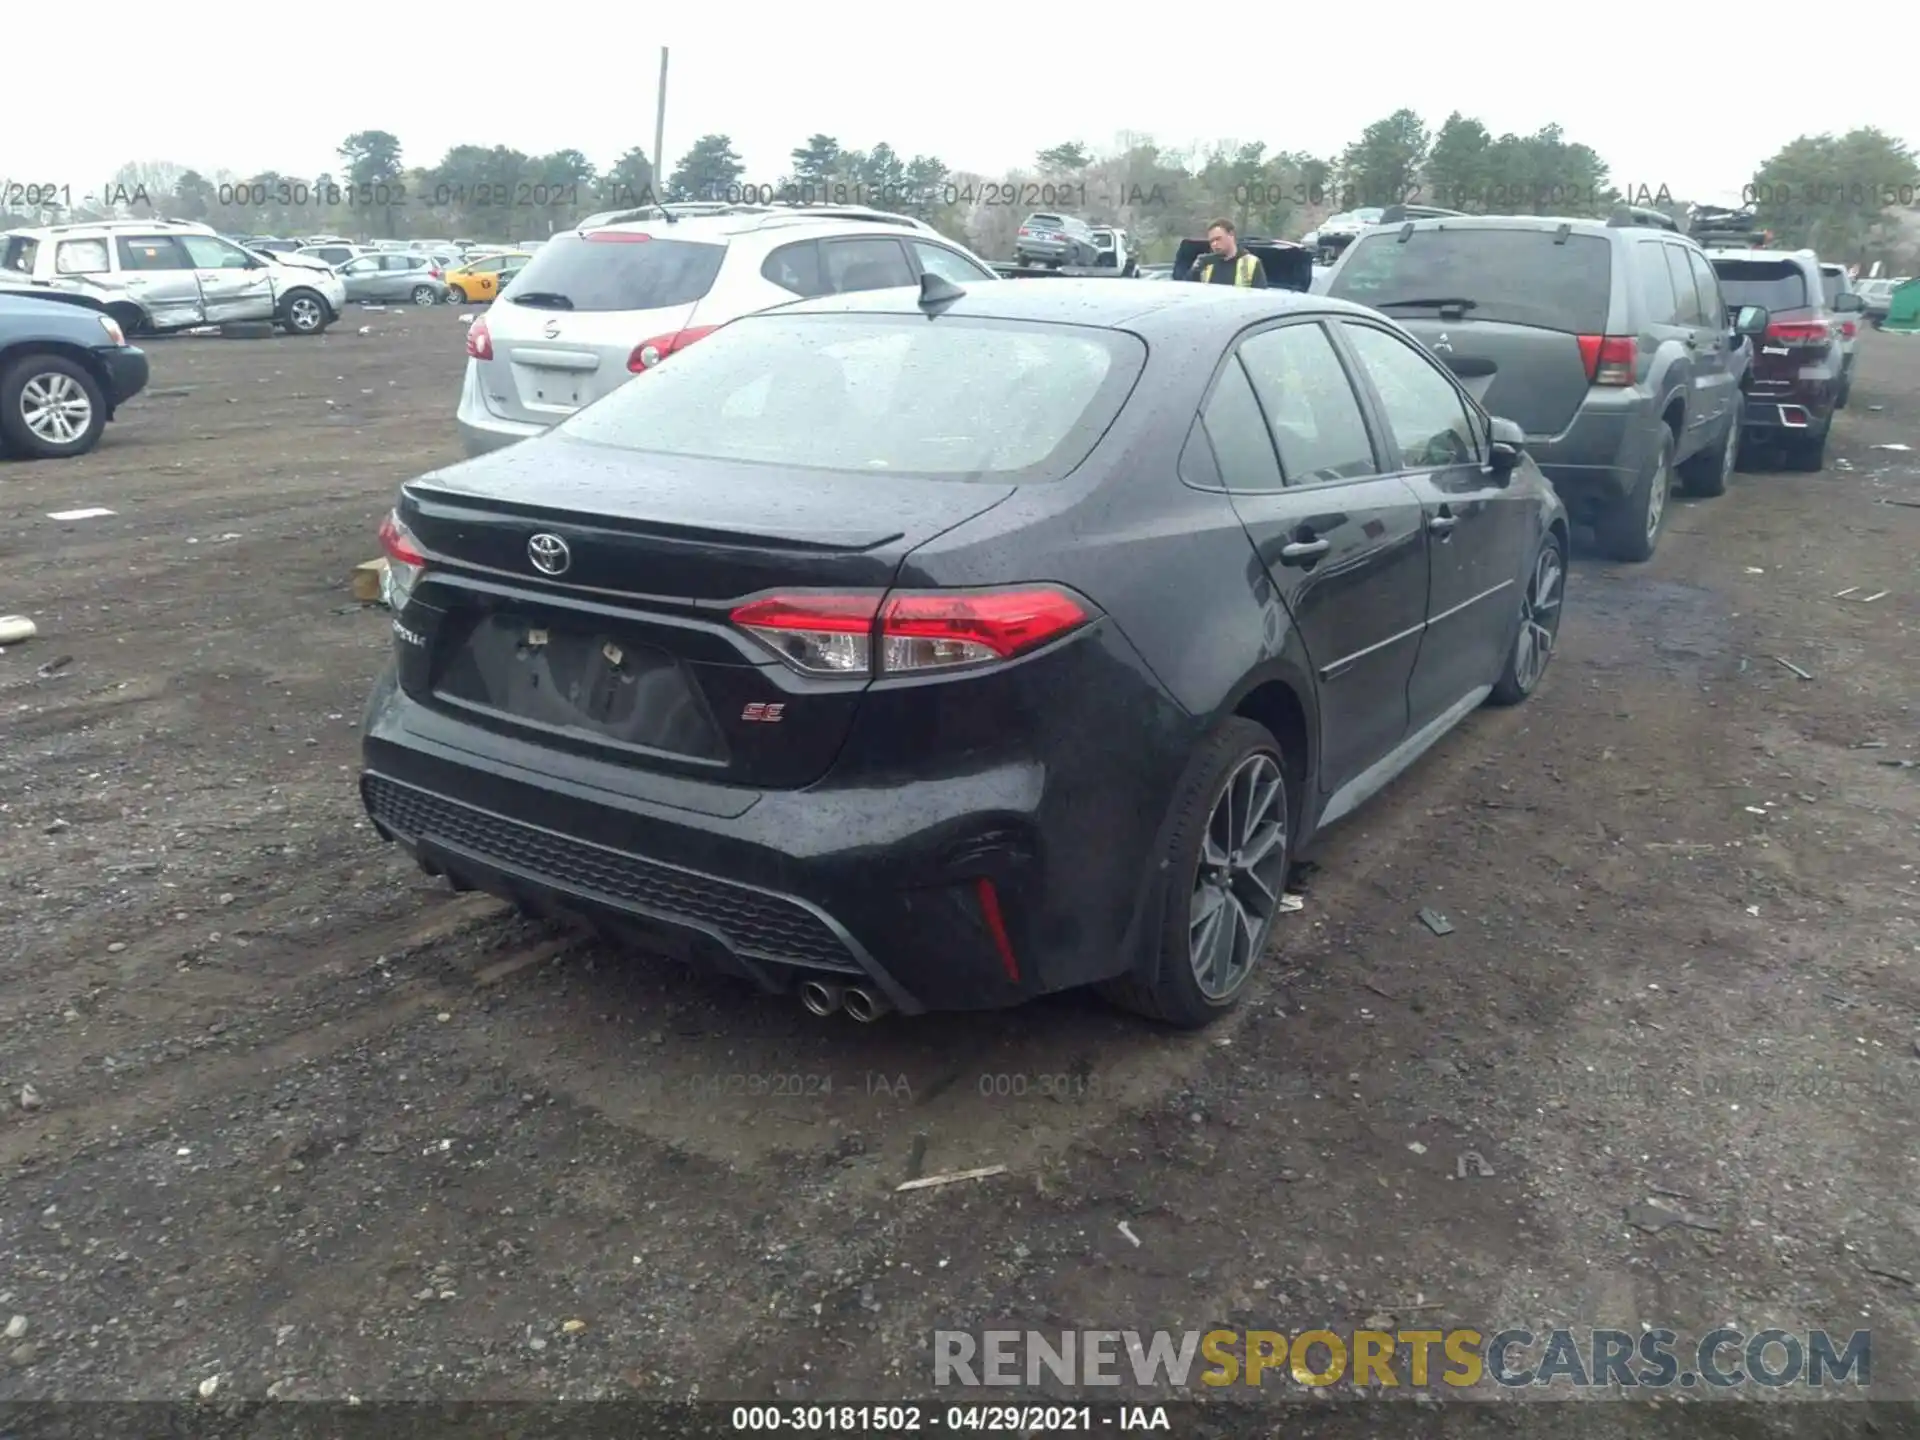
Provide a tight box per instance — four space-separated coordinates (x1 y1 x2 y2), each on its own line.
1819 268 1845 305
2 235 38 274
57 238 111 275
1237 323 1378 484
556 313 1143 483
1201 361 1285 492
1635 242 1679 324
1328 228 1612 333
503 232 724 312
1712 259 1809 312
1686 249 1725 327
821 238 912 293
1662 246 1704 324
763 240 824 297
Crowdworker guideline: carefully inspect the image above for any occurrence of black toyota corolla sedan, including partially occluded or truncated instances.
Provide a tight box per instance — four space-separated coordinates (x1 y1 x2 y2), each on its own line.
361 275 1568 1028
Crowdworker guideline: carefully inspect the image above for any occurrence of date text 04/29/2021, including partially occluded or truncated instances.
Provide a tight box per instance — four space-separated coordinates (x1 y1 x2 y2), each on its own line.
726 1404 1172 1431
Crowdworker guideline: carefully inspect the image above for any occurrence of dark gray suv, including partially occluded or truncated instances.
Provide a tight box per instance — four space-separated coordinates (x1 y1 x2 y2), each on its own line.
1323 211 1770 561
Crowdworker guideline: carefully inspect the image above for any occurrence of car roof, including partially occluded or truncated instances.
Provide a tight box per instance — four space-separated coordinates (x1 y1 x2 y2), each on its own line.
1367 213 1684 241
757 276 1374 335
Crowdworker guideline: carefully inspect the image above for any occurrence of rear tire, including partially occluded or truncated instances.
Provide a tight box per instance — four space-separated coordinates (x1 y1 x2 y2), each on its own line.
1596 427 1673 562
0 352 107 459
410 284 438 307
1489 531 1566 706
1101 717 1290 1029
1678 411 1738 497
1785 423 1828 472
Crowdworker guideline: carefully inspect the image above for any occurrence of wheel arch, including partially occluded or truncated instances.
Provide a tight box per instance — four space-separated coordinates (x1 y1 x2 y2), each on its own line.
1 340 116 416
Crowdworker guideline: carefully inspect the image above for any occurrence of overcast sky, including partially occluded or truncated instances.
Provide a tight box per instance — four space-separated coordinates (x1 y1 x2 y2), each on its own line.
4 16 1914 210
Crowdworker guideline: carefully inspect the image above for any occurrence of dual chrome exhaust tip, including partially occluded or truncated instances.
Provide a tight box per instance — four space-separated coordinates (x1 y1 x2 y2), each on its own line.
798 979 891 1022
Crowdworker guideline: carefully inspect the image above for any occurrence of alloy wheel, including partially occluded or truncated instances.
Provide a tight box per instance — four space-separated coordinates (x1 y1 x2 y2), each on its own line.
1723 417 1740 477
288 297 322 332
20 372 92 446
1189 752 1288 1000
1513 543 1564 694
412 286 437 306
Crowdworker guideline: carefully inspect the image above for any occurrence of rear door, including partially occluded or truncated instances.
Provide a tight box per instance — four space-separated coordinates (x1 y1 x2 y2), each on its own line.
1332 318 1528 725
470 231 728 427
1681 245 1739 438
1658 242 1719 456
1202 319 1429 794
112 235 205 329
1325 226 1613 440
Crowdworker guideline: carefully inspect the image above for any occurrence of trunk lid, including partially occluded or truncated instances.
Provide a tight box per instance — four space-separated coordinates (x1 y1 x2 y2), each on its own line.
1389 316 1597 436
396 437 1015 789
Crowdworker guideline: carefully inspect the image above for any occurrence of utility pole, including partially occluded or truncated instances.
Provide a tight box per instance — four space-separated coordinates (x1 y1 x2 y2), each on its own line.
653 47 669 202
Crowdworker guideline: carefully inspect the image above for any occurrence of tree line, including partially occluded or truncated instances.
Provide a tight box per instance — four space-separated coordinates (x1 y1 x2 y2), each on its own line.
5 117 1915 268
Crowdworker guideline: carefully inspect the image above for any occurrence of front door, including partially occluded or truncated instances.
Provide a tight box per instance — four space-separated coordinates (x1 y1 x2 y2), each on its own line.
1334 317 1530 727
339 255 382 302
176 233 275 323
1216 319 1431 795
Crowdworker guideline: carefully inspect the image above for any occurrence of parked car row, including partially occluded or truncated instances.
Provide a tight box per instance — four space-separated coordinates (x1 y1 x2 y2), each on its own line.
1 219 348 339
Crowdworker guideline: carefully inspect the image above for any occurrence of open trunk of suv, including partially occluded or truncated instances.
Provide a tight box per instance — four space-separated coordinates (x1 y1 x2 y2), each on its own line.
1326 226 1614 436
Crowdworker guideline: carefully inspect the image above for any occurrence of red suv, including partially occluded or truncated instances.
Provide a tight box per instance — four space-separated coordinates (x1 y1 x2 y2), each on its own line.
1705 246 1866 471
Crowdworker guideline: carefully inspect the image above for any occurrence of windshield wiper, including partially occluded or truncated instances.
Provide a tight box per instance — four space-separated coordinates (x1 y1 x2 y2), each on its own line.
509 291 574 310
1375 297 1479 311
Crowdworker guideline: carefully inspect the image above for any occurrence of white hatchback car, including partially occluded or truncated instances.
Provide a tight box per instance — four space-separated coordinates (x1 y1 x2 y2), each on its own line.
0 219 347 337
455 204 1001 455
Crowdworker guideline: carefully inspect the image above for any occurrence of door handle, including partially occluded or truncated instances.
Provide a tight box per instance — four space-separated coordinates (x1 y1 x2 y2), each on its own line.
1278 538 1330 565
1428 515 1457 536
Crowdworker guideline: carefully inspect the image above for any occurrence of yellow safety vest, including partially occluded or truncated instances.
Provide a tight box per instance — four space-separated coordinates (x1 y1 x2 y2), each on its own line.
1193 252 1261 287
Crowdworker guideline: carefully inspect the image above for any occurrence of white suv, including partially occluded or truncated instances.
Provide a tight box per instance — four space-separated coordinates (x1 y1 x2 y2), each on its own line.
0 219 347 337
455 204 1000 455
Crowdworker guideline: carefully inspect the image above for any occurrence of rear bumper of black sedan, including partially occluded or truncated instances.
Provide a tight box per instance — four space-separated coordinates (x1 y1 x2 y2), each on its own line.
95 344 149 411
359 644 1193 1014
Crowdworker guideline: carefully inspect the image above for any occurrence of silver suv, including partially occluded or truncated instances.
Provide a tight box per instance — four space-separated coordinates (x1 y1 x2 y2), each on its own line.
0 219 347 336
456 204 1000 456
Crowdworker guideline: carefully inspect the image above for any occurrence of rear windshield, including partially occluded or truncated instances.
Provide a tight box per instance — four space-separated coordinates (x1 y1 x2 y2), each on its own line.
1712 259 1809 313
1024 214 1065 229
501 232 724 313
1328 228 1612 332
556 313 1144 483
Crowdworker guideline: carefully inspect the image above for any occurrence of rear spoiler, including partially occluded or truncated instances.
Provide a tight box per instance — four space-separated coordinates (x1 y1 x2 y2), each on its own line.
1172 239 1314 292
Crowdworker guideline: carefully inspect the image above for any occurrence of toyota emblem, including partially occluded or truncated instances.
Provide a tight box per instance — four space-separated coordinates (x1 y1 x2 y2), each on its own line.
542 319 561 339
527 532 571 576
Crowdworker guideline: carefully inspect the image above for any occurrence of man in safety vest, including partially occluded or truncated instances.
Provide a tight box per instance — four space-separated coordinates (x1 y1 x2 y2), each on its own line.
1187 219 1269 287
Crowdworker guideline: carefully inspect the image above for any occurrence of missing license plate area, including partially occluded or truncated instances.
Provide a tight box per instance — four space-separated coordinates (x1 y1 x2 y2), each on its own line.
433 612 725 759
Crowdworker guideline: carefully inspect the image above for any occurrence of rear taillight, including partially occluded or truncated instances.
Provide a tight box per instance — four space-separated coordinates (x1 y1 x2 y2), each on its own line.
629 326 717 372
1017 228 1031 237
466 315 492 360
1576 335 1636 386
378 509 427 610
429 266 442 279
729 587 1094 678
1840 319 1857 339
1767 320 1832 346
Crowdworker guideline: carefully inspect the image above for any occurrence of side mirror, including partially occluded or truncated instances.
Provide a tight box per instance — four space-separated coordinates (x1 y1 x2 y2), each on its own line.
1833 291 1865 313
1734 304 1769 336
1486 415 1525 473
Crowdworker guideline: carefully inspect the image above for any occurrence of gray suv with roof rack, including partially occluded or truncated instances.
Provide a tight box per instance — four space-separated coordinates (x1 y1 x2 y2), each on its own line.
1322 206 1770 561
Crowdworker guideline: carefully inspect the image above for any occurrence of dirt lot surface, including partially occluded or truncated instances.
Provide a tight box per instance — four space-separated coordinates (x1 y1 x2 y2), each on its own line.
2 309 1917 1435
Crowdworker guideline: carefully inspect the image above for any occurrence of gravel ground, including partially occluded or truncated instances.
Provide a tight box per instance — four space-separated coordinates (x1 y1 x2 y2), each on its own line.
1 310 1916 1436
